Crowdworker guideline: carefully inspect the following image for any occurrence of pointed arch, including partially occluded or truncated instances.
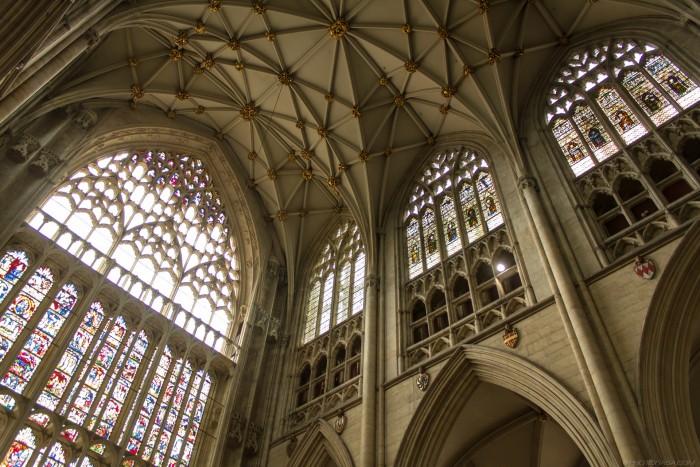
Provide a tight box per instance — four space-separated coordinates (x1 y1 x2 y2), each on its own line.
288 419 354 467
395 345 617 467
638 221 700 461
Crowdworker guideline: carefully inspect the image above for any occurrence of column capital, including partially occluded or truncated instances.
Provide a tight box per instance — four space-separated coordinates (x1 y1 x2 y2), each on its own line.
518 176 539 193
81 28 100 50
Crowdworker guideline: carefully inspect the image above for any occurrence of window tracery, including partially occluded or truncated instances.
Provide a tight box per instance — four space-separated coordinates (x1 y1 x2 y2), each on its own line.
546 39 700 177
545 39 700 258
0 149 233 467
27 151 239 355
291 220 365 428
403 148 525 367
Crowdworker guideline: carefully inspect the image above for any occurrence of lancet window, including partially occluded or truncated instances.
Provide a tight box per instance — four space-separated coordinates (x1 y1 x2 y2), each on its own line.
402 148 526 367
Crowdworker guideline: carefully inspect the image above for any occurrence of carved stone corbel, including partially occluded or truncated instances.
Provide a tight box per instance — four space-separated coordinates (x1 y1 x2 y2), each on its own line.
8 134 40 163
29 149 60 175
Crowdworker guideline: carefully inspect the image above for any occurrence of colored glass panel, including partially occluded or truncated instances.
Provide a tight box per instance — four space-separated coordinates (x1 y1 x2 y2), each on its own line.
440 197 461 257
459 184 484 243
0 267 53 368
621 70 677 126
28 413 50 427
645 54 700 109
0 251 30 303
596 87 647 144
1 283 78 395
407 218 423 278
35 442 66 467
422 209 440 269
572 105 618 162
552 118 595 176
90 329 148 438
1 427 35 467
476 173 504 231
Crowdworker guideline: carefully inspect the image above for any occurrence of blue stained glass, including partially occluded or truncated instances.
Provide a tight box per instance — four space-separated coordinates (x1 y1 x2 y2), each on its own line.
2 427 35 467
25 331 51 357
0 280 11 302
0 315 23 340
8 295 38 322
37 311 64 337
0 251 29 285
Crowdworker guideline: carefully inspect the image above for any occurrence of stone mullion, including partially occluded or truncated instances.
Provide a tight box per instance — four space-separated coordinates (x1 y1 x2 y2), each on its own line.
180 364 214 466
163 359 208 463
135 346 180 460
451 182 481 327
82 319 141 434
143 346 191 465
112 328 169 449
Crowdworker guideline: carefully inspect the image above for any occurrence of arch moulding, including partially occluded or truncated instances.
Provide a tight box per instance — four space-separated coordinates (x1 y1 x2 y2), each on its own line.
288 418 354 467
394 344 618 467
638 221 700 461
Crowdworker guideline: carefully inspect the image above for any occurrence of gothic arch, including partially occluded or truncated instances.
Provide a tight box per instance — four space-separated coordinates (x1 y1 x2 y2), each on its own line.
638 221 700 461
395 344 617 467
288 419 354 467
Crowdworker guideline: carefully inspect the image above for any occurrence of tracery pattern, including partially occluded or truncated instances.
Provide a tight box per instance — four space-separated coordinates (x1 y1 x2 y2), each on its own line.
301 220 366 344
405 148 504 279
546 39 700 176
28 151 239 353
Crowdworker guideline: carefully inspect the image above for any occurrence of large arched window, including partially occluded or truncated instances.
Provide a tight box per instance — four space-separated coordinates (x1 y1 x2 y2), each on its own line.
0 150 233 466
545 40 700 255
547 39 700 176
291 220 365 427
402 148 525 367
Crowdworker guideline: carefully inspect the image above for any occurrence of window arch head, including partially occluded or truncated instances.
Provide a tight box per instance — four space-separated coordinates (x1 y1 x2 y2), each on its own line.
404 148 504 279
27 150 239 353
546 39 700 176
301 220 366 344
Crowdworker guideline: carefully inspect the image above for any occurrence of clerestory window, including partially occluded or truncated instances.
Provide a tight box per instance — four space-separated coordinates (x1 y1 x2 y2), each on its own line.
292 220 364 420
403 148 525 366
0 150 235 467
545 39 700 250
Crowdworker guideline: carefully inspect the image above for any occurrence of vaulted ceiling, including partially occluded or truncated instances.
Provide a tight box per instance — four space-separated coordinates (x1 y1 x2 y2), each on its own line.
35 0 696 271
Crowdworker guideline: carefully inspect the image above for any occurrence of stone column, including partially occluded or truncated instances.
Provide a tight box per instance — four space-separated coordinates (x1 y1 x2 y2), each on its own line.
0 28 99 126
360 273 379 466
518 176 643 463
0 1 73 94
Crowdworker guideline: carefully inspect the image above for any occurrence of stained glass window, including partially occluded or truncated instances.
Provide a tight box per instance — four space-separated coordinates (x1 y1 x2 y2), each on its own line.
38 302 107 410
0 250 30 303
1 427 36 466
572 105 618 162
547 39 700 176
645 54 700 109
596 87 647 144
27 151 239 353
422 209 440 269
406 148 506 279
301 221 366 343
620 71 677 125
0 267 54 367
1 283 77 397
440 197 461 257
552 118 595 176
406 218 423 279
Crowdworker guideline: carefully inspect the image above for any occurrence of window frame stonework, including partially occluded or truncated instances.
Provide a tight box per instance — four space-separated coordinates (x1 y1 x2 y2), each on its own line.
0 231 229 467
289 220 365 429
401 147 528 368
543 38 700 262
